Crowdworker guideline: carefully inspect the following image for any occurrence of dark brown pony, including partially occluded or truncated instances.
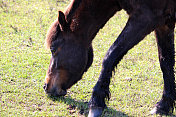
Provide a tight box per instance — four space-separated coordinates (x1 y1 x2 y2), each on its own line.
44 0 176 116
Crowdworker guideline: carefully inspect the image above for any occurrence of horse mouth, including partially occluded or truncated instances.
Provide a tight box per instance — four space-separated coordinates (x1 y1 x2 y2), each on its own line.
43 84 67 97
46 91 67 97
45 89 67 97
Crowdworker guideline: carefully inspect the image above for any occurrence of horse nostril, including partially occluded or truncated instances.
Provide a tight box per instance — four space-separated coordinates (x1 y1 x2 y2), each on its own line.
43 83 47 91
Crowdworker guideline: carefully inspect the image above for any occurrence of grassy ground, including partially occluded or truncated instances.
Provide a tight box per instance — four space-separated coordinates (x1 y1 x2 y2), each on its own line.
0 0 175 116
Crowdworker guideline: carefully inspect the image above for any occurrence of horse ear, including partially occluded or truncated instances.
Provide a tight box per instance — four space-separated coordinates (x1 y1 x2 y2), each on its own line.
58 11 67 31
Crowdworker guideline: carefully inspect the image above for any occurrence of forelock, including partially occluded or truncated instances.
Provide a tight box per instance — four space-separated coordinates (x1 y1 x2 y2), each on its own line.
45 20 60 49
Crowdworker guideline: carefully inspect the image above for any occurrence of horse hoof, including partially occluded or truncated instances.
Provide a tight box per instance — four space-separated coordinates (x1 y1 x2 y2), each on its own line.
150 107 168 115
150 107 157 115
88 107 103 117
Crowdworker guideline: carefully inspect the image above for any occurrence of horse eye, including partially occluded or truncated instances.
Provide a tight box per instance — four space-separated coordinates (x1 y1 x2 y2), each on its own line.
50 47 56 55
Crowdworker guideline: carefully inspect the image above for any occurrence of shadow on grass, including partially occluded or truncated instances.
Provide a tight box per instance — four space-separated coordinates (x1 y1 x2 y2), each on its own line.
48 95 131 117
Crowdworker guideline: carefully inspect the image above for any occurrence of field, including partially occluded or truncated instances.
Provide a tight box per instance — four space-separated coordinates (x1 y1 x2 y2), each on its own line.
0 0 175 116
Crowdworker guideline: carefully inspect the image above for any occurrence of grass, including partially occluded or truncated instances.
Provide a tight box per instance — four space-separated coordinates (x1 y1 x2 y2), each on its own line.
0 0 175 116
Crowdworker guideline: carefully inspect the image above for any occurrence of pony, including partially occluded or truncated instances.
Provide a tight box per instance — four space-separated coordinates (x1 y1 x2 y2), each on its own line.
43 0 176 116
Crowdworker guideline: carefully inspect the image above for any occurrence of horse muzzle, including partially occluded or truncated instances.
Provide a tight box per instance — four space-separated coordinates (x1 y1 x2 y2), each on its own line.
43 83 67 97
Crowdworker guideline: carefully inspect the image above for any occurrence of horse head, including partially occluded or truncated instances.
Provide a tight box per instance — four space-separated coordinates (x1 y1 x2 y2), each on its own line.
43 11 91 96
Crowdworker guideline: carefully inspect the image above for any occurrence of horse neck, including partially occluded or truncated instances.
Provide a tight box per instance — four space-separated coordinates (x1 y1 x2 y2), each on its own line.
65 0 120 47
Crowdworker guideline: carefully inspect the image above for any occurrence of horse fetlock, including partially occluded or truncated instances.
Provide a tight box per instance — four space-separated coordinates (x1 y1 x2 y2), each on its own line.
88 107 103 117
150 98 175 115
89 87 107 110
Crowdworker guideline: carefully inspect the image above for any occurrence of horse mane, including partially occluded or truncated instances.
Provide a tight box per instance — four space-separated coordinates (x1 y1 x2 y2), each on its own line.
45 20 59 49
64 0 82 22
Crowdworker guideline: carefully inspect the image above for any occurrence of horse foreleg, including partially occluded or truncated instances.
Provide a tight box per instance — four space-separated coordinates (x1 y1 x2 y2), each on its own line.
150 22 176 115
88 8 157 117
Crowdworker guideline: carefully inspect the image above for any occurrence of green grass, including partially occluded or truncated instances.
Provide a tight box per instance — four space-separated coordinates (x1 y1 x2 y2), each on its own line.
0 0 175 116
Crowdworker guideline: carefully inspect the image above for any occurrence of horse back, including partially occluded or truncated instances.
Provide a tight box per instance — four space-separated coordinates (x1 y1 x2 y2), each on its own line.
119 0 176 21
